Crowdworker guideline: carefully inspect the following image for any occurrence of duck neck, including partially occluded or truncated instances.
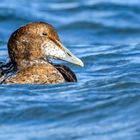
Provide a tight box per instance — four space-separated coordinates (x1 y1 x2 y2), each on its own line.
13 59 50 70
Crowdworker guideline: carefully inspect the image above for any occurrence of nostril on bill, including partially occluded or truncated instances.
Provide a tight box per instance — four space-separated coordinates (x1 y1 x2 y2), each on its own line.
67 53 71 57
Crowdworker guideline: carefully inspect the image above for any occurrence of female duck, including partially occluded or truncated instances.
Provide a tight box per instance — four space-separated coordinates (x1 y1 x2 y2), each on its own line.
1 22 84 84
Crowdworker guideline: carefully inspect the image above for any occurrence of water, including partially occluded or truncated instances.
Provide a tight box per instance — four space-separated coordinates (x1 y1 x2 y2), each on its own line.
0 0 140 139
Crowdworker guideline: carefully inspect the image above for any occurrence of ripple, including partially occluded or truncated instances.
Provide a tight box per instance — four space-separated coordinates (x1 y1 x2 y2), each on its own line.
0 0 140 139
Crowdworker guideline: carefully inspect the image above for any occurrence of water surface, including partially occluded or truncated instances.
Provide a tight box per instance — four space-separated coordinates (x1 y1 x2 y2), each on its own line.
0 0 140 140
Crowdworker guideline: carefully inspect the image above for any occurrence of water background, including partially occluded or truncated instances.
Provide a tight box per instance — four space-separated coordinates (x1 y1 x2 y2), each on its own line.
0 0 140 139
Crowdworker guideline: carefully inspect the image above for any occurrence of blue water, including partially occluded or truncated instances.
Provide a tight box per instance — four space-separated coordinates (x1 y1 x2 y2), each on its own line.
0 0 140 139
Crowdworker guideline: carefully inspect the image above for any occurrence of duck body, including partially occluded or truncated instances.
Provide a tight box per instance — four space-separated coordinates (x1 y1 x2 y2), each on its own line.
3 62 64 84
2 62 77 84
0 22 83 84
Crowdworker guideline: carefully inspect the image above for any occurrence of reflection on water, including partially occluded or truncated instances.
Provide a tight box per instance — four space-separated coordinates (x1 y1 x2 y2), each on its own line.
0 0 140 139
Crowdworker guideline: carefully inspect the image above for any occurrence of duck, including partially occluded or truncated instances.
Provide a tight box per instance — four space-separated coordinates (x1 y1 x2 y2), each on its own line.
0 22 84 84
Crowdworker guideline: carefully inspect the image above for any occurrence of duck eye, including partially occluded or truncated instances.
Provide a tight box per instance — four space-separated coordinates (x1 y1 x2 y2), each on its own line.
42 33 48 36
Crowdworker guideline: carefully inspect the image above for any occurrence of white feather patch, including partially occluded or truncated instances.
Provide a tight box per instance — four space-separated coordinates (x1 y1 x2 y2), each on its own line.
42 40 66 59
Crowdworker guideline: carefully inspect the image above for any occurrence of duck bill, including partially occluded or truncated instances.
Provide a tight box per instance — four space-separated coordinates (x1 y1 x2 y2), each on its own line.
55 40 84 67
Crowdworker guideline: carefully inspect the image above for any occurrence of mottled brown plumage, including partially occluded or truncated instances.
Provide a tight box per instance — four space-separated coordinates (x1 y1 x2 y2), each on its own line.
3 63 64 84
8 22 60 69
1 22 83 84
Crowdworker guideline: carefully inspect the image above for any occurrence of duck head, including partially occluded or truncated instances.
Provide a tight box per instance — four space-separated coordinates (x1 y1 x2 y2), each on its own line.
8 22 84 69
